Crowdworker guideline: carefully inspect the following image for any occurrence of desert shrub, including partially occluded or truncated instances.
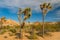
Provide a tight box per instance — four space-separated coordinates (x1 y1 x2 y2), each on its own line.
24 25 32 33
44 23 60 32
35 25 41 31
27 33 37 40
8 32 14 36
9 28 16 33
55 24 60 31
27 25 38 39
15 26 20 29
15 33 21 39
45 24 52 32
0 29 6 34
4 36 8 38
6 25 11 29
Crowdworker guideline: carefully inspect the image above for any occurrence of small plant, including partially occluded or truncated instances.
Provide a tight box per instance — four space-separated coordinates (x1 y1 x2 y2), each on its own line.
9 28 16 33
8 32 14 36
27 34 37 40
0 29 6 35
27 25 38 40
4 36 8 38
15 26 19 29
6 25 11 29
15 33 21 39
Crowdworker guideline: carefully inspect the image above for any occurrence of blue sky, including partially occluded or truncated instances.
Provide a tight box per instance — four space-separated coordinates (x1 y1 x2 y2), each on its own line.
0 0 60 22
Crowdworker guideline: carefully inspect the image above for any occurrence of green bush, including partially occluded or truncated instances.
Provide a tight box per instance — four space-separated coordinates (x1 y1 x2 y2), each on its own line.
6 25 11 29
0 29 6 35
9 28 16 33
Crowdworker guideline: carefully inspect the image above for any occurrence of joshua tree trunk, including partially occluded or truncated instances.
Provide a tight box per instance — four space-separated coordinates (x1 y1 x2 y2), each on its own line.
42 13 44 37
17 10 23 39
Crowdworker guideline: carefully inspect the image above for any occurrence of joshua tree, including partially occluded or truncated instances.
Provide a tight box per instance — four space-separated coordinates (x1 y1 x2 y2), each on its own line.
40 3 52 37
17 8 32 39
17 8 22 39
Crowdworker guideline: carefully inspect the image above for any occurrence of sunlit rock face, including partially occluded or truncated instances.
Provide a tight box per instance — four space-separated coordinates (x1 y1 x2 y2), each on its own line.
0 18 19 27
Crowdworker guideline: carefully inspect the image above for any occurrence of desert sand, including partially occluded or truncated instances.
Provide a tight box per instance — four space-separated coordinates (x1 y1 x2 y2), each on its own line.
38 32 60 40
0 32 60 40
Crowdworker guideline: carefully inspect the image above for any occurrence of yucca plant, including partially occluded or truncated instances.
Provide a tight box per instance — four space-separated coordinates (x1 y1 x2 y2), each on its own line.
17 8 32 39
40 3 52 37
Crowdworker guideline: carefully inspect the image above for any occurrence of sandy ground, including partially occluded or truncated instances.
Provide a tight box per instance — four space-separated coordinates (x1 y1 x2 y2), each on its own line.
38 32 60 40
0 32 60 40
44 32 60 40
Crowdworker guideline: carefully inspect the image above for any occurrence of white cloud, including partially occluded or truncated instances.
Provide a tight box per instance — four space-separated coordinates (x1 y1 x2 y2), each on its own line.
0 0 60 7
53 18 60 21
55 10 60 17
0 0 60 12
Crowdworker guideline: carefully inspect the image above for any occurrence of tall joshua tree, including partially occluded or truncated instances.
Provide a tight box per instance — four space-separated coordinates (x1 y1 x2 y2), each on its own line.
17 8 22 39
40 3 52 37
17 8 32 39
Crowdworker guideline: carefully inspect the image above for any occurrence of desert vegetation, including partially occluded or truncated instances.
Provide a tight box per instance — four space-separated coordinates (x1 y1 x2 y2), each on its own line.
0 17 60 40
